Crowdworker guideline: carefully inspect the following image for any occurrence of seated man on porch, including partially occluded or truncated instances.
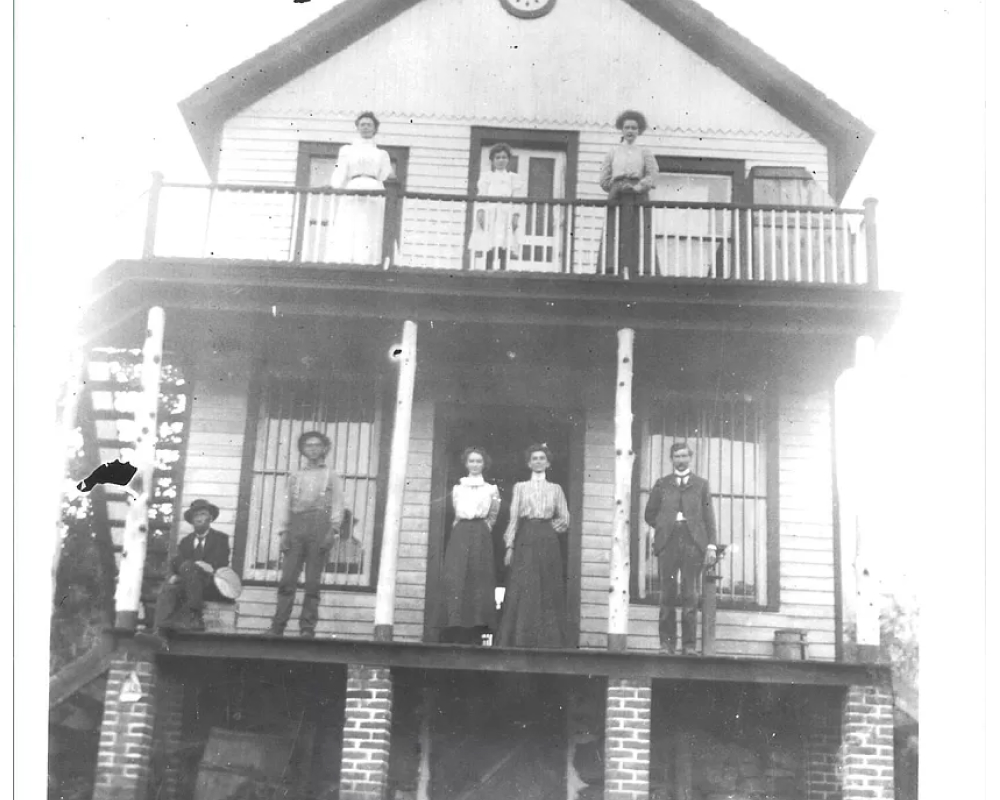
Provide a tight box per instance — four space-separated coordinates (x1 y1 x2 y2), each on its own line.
644 442 717 656
148 499 231 640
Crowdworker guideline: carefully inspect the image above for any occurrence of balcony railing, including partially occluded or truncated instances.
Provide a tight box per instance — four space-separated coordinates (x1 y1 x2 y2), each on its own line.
142 176 879 287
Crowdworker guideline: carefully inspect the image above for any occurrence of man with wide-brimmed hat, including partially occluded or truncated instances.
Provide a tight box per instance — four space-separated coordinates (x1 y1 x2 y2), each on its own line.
269 430 345 638
149 498 231 640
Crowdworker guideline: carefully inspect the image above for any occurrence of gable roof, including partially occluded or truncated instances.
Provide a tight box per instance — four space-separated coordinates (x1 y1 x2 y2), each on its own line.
179 0 873 202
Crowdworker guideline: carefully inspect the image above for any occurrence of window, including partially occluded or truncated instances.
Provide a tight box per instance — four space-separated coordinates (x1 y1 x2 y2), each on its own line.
634 389 771 607
241 371 387 588
293 141 409 263
649 157 744 277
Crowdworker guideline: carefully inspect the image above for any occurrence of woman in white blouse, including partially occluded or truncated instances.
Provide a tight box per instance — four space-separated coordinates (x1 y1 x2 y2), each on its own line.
498 444 570 649
325 111 394 265
468 143 526 271
436 447 501 644
599 109 659 275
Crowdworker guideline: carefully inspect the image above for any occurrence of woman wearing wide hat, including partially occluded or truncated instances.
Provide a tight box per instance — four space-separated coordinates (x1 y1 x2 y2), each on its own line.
148 498 232 641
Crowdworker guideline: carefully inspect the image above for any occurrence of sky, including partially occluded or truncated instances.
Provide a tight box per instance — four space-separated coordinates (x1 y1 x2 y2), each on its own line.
13 0 987 796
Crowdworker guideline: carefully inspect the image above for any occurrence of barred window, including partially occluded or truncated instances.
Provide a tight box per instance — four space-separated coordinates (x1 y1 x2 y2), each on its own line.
242 373 386 588
635 390 770 607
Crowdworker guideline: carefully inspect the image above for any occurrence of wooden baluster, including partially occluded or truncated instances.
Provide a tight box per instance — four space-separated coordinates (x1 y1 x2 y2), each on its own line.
781 209 789 281
806 210 814 282
733 208 741 279
832 210 840 284
769 209 777 281
818 211 826 283
709 206 717 279
755 208 763 281
382 181 401 269
794 209 802 282
842 211 852 284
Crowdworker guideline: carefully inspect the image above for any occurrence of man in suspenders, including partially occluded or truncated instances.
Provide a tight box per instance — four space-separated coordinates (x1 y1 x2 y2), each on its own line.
269 431 346 638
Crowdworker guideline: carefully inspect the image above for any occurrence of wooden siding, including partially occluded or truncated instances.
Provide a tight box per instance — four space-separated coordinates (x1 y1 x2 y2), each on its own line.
180 369 435 640
175 350 252 553
208 0 830 267
578 381 837 660
178 351 836 656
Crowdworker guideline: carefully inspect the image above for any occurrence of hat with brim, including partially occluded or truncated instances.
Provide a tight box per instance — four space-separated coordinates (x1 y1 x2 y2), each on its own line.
213 566 242 600
184 499 220 524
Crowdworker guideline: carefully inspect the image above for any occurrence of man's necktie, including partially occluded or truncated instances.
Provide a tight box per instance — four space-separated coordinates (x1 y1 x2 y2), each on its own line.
195 538 204 559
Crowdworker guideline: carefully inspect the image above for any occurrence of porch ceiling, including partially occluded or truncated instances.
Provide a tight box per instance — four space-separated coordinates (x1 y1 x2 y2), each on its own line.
122 631 889 688
83 259 901 348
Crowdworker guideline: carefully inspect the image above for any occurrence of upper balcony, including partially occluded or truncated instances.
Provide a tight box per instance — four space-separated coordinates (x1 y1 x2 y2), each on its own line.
141 177 879 288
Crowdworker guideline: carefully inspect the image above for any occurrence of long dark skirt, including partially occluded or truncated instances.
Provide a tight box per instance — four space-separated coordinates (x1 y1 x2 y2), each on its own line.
498 519 567 648
437 519 497 631
603 193 654 275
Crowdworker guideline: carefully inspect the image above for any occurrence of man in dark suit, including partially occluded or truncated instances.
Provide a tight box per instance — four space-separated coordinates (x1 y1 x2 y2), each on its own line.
150 499 231 637
644 442 717 655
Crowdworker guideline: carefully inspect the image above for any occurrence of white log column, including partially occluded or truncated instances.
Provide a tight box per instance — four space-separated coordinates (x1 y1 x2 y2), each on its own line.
852 336 880 661
608 328 635 652
374 320 418 642
114 307 165 630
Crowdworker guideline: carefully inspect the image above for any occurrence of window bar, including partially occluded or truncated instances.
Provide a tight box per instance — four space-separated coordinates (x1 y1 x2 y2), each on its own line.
806 211 814 283
831 210 840 284
256 381 276 578
274 383 295 583
343 416 363 585
753 401 762 604
739 398 748 604
794 209 802 282
726 398 734 599
638 418 649 599
781 209 789 281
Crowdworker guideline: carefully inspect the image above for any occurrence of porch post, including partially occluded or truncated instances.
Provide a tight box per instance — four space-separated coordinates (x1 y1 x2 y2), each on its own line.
608 328 635 652
852 336 880 662
115 307 165 630
142 171 164 259
374 320 418 641
863 198 879 287
92 654 159 800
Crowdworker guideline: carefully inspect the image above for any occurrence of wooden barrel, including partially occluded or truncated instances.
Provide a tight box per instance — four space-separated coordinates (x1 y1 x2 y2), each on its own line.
773 629 808 660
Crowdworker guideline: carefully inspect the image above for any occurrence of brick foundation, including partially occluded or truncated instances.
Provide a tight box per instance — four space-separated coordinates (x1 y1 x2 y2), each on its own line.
340 664 393 800
604 677 652 800
93 657 158 800
841 684 894 800
804 695 844 800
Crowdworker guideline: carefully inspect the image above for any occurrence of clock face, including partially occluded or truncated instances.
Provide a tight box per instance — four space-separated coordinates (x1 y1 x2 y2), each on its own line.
499 0 558 20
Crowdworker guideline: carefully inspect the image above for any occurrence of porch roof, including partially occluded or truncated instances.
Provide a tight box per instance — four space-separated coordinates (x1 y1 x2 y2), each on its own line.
81 259 902 348
178 0 873 201
121 630 890 688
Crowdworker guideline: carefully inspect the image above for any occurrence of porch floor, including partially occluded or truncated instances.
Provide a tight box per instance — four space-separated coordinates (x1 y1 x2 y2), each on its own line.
119 629 887 687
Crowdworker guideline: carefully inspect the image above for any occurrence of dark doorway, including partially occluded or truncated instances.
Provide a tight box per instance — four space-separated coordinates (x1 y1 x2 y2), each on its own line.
426 404 581 644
